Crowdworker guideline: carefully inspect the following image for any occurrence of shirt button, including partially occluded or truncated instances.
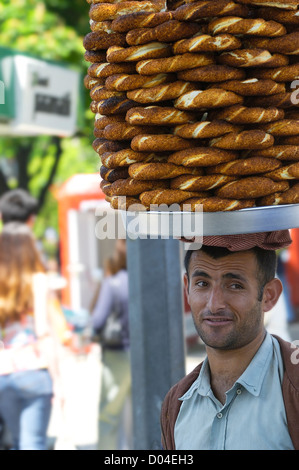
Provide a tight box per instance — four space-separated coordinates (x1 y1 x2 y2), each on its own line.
216 413 223 419
236 389 242 395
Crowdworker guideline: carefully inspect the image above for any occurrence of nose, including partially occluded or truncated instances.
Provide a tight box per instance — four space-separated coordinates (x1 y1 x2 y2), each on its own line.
206 285 226 313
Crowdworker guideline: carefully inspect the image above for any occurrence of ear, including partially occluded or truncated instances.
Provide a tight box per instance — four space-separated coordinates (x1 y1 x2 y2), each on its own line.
183 272 190 302
262 278 283 313
26 214 36 228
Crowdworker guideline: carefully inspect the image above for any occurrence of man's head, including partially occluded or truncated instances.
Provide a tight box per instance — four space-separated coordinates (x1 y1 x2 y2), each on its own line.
184 245 282 351
185 245 277 301
0 189 38 225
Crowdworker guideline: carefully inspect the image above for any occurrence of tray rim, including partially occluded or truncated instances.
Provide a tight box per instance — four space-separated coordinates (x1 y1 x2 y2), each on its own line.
120 203 299 237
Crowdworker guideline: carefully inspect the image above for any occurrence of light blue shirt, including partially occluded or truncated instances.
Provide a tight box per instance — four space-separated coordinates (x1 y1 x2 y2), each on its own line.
174 333 294 450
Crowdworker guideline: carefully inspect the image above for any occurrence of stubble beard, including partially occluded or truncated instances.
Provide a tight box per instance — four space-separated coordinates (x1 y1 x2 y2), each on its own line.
193 301 265 351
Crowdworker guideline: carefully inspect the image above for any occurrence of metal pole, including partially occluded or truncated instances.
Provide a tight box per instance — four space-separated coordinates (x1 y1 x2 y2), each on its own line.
127 237 186 450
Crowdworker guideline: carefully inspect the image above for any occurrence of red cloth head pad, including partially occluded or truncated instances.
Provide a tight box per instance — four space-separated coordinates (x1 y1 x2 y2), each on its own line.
183 230 292 251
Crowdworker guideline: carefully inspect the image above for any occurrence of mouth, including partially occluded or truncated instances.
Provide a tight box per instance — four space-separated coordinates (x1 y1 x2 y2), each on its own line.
203 317 233 327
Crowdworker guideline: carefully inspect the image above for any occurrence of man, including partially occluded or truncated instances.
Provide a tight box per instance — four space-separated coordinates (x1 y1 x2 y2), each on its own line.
161 231 299 450
0 188 38 226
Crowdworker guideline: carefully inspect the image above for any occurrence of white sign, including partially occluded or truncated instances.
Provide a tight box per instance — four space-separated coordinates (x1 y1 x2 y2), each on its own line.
0 54 81 137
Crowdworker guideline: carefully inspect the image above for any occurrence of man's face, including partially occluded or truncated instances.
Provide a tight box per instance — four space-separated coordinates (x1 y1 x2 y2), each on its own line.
184 250 267 351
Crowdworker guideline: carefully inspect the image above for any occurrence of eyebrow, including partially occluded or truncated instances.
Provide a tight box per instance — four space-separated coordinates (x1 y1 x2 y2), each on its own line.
191 270 247 283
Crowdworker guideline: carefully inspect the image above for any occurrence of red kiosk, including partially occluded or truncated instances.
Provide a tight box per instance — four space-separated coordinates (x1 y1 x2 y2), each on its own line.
57 173 115 312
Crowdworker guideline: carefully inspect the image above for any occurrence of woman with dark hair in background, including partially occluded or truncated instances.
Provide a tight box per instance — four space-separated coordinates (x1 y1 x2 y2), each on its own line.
0 223 62 450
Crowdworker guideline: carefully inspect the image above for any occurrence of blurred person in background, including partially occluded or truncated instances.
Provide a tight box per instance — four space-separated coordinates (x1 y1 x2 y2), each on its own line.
0 189 69 340
0 189 38 228
91 239 132 450
0 223 63 450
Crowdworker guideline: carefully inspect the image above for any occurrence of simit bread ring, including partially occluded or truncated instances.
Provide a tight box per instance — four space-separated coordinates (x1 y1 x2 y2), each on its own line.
88 62 136 78
254 7 299 25
100 177 169 197
244 32 299 55
205 156 282 175
105 72 176 91
106 43 172 62
111 11 173 33
109 195 146 211
218 49 289 67
84 50 107 64
231 0 299 10
136 52 215 75
126 106 196 126
208 17 286 37
210 130 274 149
139 189 208 206
173 33 241 54
100 165 129 183
264 162 299 180
90 85 125 101
128 162 204 180
257 183 299 206
280 136 299 145
89 20 112 33
93 138 126 155
248 63 299 81
89 2 164 22
182 196 255 212
167 147 237 166
92 96 138 115
260 119 299 136
84 75 104 90
251 92 294 108
101 150 167 168
127 81 197 103
170 174 235 191
174 0 249 21
103 122 158 140
126 20 202 46
86 0 165 4
100 180 112 196
83 31 126 51
246 145 299 161
174 89 243 110
285 109 299 120
178 65 245 82
210 78 285 96
173 120 240 139
215 176 289 199
94 113 124 129
211 104 284 124
94 128 105 138
131 134 195 152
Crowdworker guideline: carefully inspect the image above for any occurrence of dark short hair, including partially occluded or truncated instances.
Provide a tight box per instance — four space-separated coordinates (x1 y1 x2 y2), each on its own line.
0 189 38 224
184 244 277 298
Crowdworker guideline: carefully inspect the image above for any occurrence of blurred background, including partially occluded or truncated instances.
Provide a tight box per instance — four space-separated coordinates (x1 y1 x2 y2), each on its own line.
0 0 96 244
0 0 122 450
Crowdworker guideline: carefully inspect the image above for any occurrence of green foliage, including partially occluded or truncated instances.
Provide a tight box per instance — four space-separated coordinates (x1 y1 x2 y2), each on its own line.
0 0 88 63
0 0 97 242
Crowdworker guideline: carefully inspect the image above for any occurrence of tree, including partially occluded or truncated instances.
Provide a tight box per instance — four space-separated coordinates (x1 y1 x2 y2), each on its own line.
0 0 96 237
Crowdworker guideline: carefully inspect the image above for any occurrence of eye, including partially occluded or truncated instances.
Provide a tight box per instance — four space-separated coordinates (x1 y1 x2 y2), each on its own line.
229 283 244 290
195 280 208 288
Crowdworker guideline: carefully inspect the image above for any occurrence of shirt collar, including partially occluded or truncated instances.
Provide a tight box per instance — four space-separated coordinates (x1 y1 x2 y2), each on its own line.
236 332 273 396
179 332 274 401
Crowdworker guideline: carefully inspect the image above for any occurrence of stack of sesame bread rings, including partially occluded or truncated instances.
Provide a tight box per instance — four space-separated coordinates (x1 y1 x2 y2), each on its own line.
84 0 299 212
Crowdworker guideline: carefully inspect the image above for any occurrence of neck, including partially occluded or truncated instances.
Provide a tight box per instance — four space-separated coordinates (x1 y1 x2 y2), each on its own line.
206 329 266 404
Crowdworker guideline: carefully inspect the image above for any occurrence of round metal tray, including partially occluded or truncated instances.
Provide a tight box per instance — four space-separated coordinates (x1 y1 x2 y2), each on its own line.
120 204 299 238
